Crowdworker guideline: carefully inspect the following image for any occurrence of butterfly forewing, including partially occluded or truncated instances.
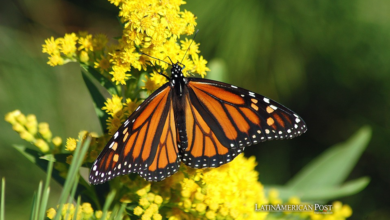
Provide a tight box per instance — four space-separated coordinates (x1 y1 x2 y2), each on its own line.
89 84 180 184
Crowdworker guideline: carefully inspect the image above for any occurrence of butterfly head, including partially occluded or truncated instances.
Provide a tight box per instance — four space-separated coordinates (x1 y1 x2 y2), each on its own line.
171 63 184 79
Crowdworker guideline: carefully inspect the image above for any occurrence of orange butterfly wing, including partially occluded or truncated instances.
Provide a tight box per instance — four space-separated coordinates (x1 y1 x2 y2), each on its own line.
89 84 180 184
180 78 307 168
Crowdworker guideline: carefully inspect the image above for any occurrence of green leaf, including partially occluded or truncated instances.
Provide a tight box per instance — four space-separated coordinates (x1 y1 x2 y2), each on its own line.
286 126 371 189
265 176 370 201
13 146 67 188
1 178 5 220
54 137 91 220
80 64 118 95
13 145 37 164
80 68 111 132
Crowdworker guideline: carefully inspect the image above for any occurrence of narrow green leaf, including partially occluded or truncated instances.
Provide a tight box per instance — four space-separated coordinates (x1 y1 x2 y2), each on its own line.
80 64 118 95
54 137 91 220
81 71 109 132
100 190 116 220
109 205 119 220
286 126 371 189
73 196 81 220
29 192 37 220
33 181 43 220
1 178 5 220
115 203 127 220
38 188 50 220
13 145 36 163
13 146 69 189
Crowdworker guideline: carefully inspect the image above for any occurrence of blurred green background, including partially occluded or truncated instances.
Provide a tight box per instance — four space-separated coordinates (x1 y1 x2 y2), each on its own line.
1 0 389 219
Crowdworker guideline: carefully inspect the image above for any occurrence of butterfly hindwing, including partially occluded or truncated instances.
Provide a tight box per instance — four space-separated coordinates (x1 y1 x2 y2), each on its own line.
89 84 180 184
179 78 306 168
179 90 242 168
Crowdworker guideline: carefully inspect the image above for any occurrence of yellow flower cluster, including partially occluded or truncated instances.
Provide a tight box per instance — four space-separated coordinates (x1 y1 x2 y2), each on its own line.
42 33 109 67
46 203 112 220
106 0 209 86
5 110 62 152
170 155 268 220
102 95 141 135
116 154 268 220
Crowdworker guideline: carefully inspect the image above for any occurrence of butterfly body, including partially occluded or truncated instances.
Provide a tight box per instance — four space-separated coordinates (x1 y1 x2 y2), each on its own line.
89 63 307 185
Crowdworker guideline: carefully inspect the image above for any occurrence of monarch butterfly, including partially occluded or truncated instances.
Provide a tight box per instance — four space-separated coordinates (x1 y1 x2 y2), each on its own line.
89 62 307 185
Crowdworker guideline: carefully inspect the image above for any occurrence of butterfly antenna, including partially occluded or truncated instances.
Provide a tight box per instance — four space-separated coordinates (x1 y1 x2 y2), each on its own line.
139 52 171 66
146 61 170 80
167 56 174 65
181 29 199 64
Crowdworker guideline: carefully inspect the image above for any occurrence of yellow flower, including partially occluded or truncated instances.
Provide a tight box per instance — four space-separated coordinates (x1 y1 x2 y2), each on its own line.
78 34 94 51
61 203 75 216
65 138 77 152
102 95 124 116
79 50 89 63
52 136 62 147
81 203 94 217
340 204 352 217
93 34 108 51
142 75 159 94
4 110 20 124
134 206 144 216
150 71 168 87
181 10 197 27
109 65 131 85
192 54 210 78
125 98 141 115
106 116 122 135
95 210 103 218
47 54 64 66
46 208 56 219
35 139 50 152
205 210 216 220
60 33 78 57
42 37 60 55
121 47 141 70
140 198 150 208
195 203 206 213
137 188 147 197
181 39 199 57
152 213 162 220
154 195 163 205
38 122 52 140
20 131 35 142
94 55 111 73
25 114 38 135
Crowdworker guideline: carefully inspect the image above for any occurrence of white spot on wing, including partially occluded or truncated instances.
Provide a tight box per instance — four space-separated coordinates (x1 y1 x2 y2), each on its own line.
114 132 119 139
231 85 238 88
263 98 270 103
